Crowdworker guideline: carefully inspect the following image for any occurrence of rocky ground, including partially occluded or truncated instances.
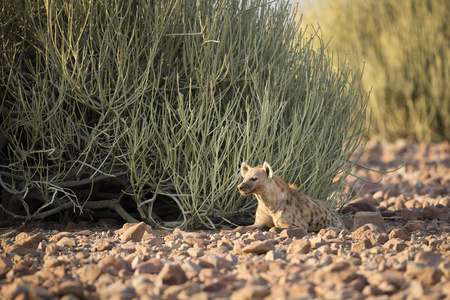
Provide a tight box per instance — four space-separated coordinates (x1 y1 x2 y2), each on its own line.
0 140 449 300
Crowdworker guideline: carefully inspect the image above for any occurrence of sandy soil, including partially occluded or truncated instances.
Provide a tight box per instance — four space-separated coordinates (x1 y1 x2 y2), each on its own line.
0 140 449 300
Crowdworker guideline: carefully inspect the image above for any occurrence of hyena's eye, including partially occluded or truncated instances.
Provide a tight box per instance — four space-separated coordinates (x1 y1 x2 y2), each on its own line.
251 177 258 181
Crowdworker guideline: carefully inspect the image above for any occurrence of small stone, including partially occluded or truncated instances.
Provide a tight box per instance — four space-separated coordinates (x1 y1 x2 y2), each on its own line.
406 263 442 286
187 248 204 258
134 258 163 274
77 264 102 282
94 240 115 251
121 222 148 243
422 206 441 220
0 256 13 278
98 256 129 272
287 239 311 254
155 263 187 286
395 210 421 220
242 240 275 255
50 232 75 242
352 212 386 231
389 228 409 240
280 228 306 239
403 220 426 232
230 284 270 300
383 238 408 252
56 237 77 247
351 238 373 251
414 251 443 267
409 280 426 298
203 254 234 270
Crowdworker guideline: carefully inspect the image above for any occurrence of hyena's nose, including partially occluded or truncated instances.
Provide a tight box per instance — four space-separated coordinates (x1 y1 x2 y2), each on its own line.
238 183 245 191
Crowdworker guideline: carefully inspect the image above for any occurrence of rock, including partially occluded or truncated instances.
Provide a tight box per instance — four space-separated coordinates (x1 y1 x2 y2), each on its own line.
414 251 443 267
155 263 187 286
134 258 163 274
280 228 306 239
395 209 421 220
403 220 426 232
439 261 450 278
352 212 387 231
287 239 311 254
77 264 102 282
351 238 373 251
6 233 47 252
56 237 77 247
388 228 409 240
0 256 13 278
351 223 388 245
94 240 115 251
383 238 408 252
52 281 85 299
203 254 234 270
405 263 442 286
422 206 441 220
50 232 75 242
99 281 136 300
242 240 275 255
121 222 148 243
230 284 270 300
98 256 129 273
187 247 204 258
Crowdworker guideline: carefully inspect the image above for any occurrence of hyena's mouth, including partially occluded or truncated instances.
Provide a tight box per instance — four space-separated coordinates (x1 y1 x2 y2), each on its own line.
239 189 256 196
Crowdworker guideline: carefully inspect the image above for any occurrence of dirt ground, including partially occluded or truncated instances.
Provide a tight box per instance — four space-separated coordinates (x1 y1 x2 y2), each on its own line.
0 140 449 300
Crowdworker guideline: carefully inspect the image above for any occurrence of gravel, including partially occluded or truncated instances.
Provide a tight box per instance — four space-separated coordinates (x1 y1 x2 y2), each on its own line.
1 140 449 299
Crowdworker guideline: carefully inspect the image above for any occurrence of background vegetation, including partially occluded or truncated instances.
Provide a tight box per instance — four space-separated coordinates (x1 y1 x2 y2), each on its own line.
0 0 368 228
301 0 450 142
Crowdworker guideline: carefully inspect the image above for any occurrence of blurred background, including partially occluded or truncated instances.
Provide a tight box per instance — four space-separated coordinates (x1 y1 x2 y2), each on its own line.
295 0 450 142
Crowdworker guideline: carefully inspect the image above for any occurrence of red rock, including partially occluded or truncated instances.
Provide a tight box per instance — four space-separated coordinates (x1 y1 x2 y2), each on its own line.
14 232 29 241
135 258 163 274
287 239 311 254
403 220 426 232
0 256 13 278
94 240 115 251
99 281 136 300
49 232 75 242
8 233 47 252
395 209 421 220
98 256 129 273
121 222 148 243
406 263 442 286
384 189 400 200
203 254 234 270
351 238 373 251
155 263 187 286
77 264 102 282
230 284 270 300
414 251 443 267
242 240 275 255
280 228 306 239
56 237 77 247
352 212 387 231
52 281 85 298
383 238 408 252
388 228 409 240
422 206 442 220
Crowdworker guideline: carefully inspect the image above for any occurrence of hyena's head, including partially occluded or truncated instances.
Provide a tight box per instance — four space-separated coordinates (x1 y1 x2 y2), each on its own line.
238 162 274 196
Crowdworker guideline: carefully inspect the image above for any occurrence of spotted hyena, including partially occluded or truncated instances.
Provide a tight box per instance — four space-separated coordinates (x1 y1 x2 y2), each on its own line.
237 162 343 232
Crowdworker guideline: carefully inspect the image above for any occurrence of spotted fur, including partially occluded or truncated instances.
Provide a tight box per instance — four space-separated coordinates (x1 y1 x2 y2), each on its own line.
237 162 343 232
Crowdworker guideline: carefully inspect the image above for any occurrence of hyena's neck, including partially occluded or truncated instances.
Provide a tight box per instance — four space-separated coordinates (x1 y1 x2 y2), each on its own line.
255 179 287 211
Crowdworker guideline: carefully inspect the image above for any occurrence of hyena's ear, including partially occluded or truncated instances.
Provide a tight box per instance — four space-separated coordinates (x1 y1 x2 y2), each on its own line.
263 161 273 179
241 162 250 177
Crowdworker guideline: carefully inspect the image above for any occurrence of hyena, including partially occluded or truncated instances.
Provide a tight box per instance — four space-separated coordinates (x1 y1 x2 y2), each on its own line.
237 162 343 232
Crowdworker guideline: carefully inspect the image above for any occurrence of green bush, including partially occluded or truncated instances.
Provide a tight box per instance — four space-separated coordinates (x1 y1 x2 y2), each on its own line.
302 0 450 142
0 0 368 228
